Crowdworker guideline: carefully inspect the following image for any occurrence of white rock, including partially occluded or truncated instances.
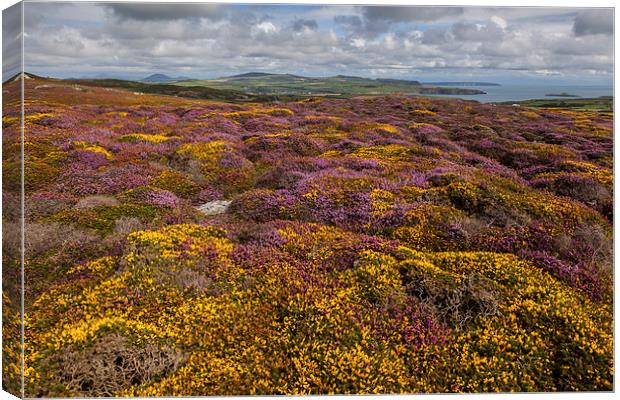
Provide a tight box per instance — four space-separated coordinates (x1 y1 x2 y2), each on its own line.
196 200 232 216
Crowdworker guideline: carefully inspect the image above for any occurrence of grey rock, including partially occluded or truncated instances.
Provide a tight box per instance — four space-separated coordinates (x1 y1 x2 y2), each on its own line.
196 200 231 216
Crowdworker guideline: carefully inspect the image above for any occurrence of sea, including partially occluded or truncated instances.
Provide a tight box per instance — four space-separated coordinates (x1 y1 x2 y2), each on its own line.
423 85 613 103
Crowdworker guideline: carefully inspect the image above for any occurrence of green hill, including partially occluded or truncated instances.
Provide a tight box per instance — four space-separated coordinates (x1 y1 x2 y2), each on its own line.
175 73 485 97
65 78 281 102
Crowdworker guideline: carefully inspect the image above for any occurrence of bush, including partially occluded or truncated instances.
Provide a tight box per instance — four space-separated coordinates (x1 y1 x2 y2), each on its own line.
113 217 146 237
287 134 324 157
406 270 501 328
48 204 159 235
534 173 612 217
26 192 77 219
75 195 120 209
150 170 201 198
229 189 294 223
41 334 186 397
24 222 98 259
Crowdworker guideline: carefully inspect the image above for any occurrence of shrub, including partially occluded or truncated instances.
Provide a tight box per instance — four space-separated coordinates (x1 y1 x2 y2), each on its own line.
287 134 325 157
533 173 612 217
427 172 461 187
75 195 120 209
48 204 159 235
41 334 186 397
25 192 76 218
406 270 501 328
229 189 294 223
72 149 109 169
21 222 108 299
150 170 201 198
24 223 96 259
119 133 180 144
120 187 180 209
354 250 402 304
113 217 146 237
261 107 295 117
2 221 21 260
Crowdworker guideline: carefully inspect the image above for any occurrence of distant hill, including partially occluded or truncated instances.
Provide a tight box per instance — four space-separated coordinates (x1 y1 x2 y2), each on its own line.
5 71 486 101
424 81 501 87
376 78 421 86
142 73 192 83
221 72 307 81
332 74 372 81
227 72 278 78
175 72 484 97
60 77 281 102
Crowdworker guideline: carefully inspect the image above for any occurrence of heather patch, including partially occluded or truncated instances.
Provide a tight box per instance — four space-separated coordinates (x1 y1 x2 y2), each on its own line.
7 79 613 395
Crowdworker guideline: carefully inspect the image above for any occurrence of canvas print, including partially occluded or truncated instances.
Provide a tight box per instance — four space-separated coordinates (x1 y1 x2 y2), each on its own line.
1 1 614 397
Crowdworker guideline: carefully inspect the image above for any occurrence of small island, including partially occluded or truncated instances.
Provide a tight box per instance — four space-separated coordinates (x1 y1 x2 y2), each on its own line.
545 92 580 97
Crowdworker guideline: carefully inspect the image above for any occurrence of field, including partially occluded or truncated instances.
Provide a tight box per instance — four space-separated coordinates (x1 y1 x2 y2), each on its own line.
173 73 486 97
29 74 282 103
505 97 613 111
2 76 613 396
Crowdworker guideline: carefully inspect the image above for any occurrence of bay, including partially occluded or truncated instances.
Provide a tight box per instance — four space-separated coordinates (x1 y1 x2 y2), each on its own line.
424 84 613 103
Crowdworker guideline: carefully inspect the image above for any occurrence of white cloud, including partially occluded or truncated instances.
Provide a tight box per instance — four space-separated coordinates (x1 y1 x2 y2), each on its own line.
491 16 507 30
19 3 613 82
255 21 278 34
350 38 366 48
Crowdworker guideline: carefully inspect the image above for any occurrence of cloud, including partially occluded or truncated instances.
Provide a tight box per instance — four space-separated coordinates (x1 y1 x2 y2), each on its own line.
3 3 22 81
421 28 450 45
292 19 318 32
19 3 613 83
362 6 464 23
103 3 226 21
490 16 507 30
334 15 363 29
451 21 505 42
336 6 465 35
253 21 278 35
573 9 613 36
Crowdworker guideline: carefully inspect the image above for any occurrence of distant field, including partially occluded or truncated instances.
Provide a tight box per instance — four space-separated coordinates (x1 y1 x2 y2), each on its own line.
67 77 282 103
174 73 486 97
503 97 613 111
13 73 486 102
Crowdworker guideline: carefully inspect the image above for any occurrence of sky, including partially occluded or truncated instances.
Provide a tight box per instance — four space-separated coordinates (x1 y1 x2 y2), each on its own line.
2 2 615 85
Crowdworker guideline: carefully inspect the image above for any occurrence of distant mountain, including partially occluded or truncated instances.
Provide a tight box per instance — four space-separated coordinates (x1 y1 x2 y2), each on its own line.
142 74 191 83
333 74 370 81
376 78 421 86
4 71 486 99
223 72 306 81
176 73 484 97
425 82 501 87
227 72 278 78
61 77 280 102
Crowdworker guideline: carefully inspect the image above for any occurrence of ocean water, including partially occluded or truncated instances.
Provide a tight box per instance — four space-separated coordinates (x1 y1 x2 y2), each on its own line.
423 85 613 103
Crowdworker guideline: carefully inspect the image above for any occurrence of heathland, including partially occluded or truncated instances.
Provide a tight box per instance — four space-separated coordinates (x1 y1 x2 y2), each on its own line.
2 74 613 396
